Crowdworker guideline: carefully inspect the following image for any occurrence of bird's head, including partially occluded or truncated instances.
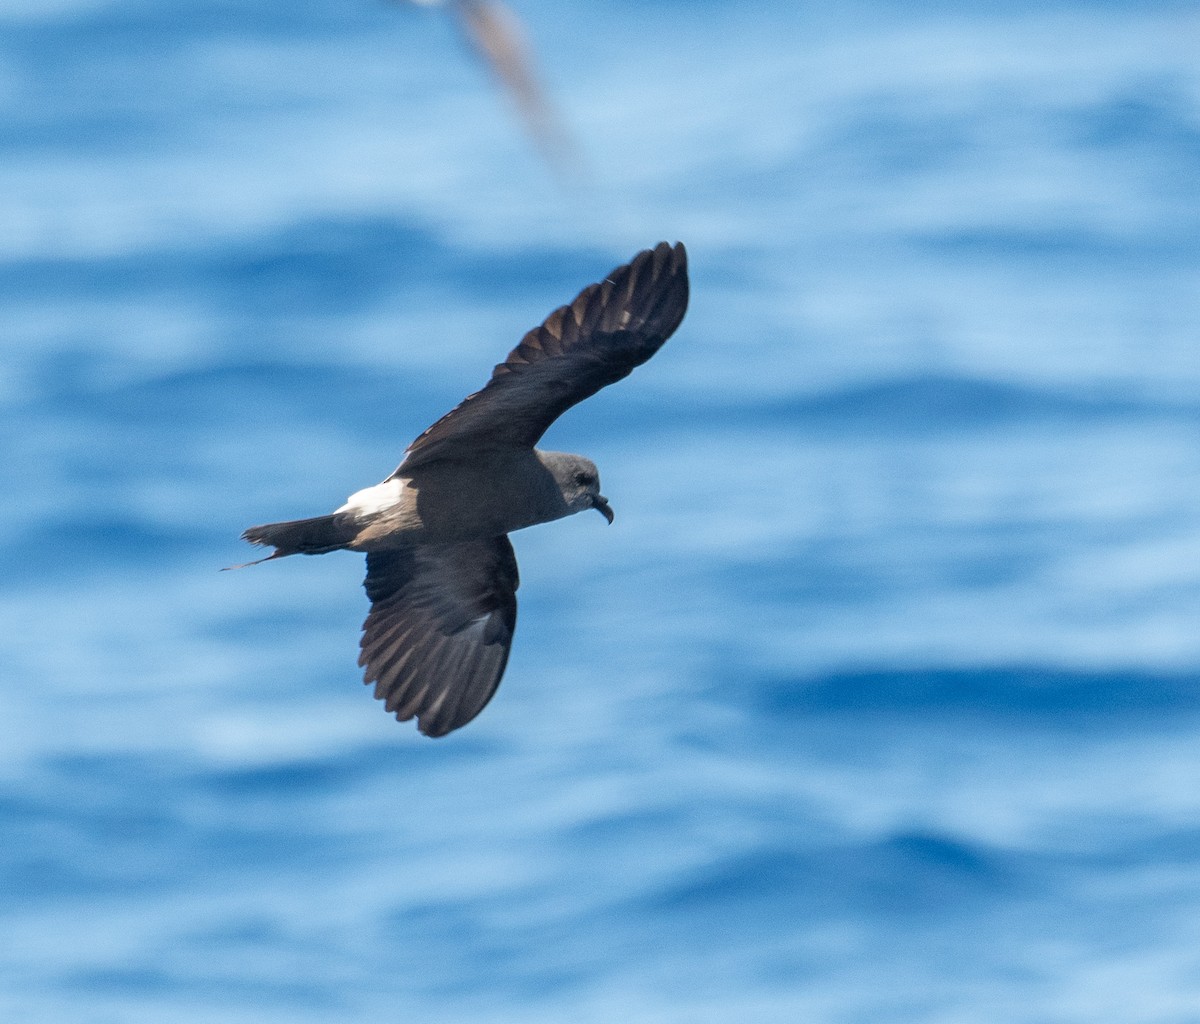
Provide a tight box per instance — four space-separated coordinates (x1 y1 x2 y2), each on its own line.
541 452 614 524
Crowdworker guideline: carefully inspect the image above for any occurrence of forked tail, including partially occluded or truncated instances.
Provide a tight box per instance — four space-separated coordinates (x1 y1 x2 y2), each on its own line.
224 512 360 570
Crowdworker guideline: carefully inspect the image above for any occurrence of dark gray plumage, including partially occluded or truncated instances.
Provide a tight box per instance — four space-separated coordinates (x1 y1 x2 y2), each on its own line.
237 242 689 736
360 540 518 738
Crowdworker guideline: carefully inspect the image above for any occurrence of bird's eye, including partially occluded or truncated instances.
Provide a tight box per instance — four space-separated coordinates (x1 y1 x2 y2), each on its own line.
574 471 593 487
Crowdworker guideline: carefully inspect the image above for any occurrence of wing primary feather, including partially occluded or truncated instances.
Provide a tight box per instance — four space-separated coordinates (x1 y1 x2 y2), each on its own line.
358 537 519 737
427 639 484 731
395 242 688 470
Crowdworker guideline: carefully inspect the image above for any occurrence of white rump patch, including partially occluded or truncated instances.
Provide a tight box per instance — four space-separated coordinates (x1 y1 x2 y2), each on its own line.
337 478 406 517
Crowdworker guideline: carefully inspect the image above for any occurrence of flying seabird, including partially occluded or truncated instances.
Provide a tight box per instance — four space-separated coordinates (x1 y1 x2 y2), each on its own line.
235 242 689 737
394 0 579 177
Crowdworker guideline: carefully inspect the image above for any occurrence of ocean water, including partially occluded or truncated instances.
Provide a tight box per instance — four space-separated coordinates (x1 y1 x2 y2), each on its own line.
3 0 1200 1020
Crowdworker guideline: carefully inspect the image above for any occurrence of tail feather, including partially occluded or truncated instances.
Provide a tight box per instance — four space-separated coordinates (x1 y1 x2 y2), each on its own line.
239 512 360 559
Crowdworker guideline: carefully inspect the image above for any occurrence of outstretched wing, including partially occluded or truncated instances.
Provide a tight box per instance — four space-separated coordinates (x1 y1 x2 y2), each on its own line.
451 0 579 176
359 538 519 738
396 241 688 473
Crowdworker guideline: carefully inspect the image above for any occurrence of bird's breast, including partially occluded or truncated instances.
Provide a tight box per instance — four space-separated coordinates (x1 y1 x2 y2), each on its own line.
338 455 572 549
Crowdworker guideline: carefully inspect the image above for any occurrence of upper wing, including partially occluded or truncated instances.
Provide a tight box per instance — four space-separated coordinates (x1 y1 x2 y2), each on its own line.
396 241 689 474
359 537 519 738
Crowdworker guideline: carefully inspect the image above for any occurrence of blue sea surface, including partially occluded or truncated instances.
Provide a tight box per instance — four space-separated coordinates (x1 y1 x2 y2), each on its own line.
3 0 1200 1020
